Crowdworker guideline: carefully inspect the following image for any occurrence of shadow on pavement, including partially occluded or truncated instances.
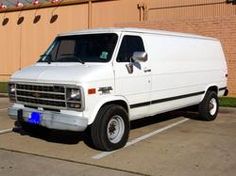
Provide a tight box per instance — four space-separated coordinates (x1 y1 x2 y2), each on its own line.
13 121 92 145
131 109 201 130
12 108 203 149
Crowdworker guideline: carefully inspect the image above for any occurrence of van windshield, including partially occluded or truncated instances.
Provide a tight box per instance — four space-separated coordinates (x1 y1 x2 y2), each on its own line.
38 33 118 63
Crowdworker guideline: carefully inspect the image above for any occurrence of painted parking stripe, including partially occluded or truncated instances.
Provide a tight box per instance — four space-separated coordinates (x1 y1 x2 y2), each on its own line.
0 128 12 135
92 118 189 160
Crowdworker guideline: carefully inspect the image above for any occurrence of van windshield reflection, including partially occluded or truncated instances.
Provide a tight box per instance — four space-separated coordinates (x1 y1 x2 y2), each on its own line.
38 33 118 63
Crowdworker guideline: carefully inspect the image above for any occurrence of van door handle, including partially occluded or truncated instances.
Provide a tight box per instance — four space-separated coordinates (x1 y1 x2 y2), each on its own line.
144 69 151 73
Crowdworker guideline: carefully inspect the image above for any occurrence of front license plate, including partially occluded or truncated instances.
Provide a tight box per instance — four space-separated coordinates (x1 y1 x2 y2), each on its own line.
28 112 42 125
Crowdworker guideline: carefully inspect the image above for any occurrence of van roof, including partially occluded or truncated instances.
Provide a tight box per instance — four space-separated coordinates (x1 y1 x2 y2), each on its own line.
59 27 217 41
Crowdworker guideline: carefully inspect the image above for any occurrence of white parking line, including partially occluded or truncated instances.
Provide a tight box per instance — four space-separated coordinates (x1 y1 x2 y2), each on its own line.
0 128 12 135
0 108 8 111
92 118 189 160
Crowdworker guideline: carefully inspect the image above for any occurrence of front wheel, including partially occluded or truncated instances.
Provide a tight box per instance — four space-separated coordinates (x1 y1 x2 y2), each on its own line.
90 104 130 151
199 91 219 121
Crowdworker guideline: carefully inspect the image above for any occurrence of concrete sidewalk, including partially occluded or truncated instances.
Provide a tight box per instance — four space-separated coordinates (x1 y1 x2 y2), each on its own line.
0 149 140 176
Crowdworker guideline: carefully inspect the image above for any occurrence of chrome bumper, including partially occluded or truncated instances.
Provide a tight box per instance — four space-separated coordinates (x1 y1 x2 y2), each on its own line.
8 106 88 131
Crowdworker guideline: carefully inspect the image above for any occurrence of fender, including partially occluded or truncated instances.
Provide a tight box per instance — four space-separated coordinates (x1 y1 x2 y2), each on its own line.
86 95 130 125
202 84 219 101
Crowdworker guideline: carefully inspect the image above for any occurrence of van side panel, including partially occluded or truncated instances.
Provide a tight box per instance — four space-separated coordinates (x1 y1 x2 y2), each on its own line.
142 34 227 116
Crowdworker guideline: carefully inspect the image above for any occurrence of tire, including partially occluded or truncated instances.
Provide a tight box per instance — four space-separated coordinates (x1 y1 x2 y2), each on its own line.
199 91 219 121
90 104 130 151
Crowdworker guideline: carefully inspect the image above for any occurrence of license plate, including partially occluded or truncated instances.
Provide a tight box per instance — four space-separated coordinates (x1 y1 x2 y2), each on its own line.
28 112 42 125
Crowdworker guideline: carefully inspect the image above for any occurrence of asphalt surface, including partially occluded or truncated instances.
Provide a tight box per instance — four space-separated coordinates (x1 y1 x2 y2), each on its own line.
0 97 236 176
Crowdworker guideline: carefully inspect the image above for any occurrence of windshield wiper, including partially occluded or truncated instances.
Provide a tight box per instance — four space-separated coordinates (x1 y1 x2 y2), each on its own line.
59 54 85 64
74 57 85 64
39 54 52 64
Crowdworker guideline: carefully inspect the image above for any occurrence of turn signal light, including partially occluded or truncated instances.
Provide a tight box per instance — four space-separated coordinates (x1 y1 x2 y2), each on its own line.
88 88 96 95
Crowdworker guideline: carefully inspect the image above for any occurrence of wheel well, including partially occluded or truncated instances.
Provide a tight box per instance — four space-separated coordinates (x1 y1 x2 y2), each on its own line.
102 100 129 113
207 86 218 94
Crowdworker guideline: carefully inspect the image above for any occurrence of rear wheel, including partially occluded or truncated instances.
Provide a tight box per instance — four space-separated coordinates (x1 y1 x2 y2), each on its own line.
90 104 130 151
199 91 219 121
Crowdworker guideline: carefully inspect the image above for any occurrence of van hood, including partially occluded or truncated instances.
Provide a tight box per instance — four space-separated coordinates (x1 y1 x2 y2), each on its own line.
10 63 114 85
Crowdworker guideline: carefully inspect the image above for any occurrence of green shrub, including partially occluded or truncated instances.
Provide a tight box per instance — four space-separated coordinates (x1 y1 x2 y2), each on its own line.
219 97 236 107
0 82 8 93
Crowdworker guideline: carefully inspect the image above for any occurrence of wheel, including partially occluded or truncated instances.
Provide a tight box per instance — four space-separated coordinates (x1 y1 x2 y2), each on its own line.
90 104 130 151
199 91 219 121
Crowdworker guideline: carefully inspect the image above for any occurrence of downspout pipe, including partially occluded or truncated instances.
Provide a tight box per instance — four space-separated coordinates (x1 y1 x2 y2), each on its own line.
88 0 92 28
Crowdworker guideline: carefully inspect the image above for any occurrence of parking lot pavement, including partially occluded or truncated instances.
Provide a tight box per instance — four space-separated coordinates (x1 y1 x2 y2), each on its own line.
0 98 14 131
0 97 9 109
0 150 139 176
0 97 236 176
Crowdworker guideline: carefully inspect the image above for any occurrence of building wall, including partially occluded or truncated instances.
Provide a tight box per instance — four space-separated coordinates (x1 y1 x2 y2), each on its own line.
117 16 236 96
0 0 235 95
0 0 141 81
0 3 89 81
148 0 236 19
117 0 236 96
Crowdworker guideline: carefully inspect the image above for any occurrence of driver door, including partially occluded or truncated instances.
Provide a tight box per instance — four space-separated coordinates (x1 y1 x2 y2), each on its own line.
113 34 151 120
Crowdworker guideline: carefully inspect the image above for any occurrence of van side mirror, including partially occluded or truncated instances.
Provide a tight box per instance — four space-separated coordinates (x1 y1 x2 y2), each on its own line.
132 52 148 62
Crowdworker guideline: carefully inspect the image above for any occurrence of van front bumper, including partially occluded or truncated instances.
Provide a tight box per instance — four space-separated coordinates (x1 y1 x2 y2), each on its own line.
8 106 88 131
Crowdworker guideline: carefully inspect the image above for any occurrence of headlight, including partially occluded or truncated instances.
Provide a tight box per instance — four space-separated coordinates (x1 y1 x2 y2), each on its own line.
66 87 83 110
8 83 16 102
66 88 81 101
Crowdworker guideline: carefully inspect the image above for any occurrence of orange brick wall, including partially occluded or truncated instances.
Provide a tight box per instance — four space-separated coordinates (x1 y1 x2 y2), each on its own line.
116 15 236 96
0 0 235 96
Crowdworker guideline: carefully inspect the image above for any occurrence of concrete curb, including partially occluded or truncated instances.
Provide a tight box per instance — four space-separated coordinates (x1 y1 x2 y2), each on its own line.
0 93 8 98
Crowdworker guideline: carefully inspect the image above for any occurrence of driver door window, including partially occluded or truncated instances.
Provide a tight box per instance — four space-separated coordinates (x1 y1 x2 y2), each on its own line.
117 35 145 62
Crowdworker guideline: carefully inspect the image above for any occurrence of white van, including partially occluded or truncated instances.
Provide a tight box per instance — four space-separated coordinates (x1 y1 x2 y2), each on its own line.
8 28 228 151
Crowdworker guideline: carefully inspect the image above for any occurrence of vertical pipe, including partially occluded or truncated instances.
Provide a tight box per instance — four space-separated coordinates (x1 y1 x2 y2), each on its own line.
19 12 23 70
138 2 144 21
139 6 142 21
138 2 148 21
137 3 143 21
143 4 148 21
19 25 22 70
88 0 92 29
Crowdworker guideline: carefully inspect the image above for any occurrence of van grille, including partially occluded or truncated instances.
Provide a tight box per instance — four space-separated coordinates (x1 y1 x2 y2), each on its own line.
15 83 67 110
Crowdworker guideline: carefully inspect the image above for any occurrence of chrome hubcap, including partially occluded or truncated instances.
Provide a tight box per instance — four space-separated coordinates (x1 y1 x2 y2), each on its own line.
107 115 125 144
209 98 217 116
